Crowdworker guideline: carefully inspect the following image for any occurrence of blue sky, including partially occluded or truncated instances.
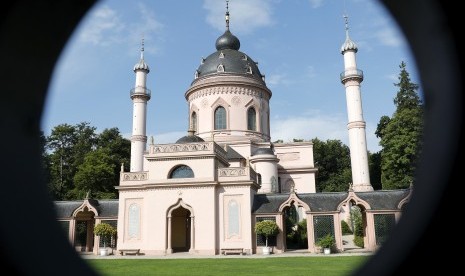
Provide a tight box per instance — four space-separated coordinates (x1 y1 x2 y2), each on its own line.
41 0 420 153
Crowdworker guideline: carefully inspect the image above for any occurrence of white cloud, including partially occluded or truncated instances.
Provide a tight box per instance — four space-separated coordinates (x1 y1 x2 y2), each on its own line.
271 112 348 143
308 0 324 9
128 3 165 55
375 27 402 47
267 73 288 86
78 5 125 46
203 0 274 34
271 111 381 152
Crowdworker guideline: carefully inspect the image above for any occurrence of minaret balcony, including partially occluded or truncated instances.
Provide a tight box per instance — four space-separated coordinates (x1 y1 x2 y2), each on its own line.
340 69 363 83
130 86 151 99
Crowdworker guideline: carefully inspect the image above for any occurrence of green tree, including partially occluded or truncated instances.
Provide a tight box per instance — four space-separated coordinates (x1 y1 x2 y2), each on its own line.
368 151 382 190
73 148 117 199
255 220 279 248
376 61 423 189
46 123 86 200
44 123 130 200
312 138 352 192
97 127 131 183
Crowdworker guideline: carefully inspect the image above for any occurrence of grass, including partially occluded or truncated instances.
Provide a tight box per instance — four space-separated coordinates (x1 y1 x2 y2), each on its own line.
86 256 368 276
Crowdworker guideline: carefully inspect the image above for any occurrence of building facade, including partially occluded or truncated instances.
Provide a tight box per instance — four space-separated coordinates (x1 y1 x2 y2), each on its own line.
54 6 410 256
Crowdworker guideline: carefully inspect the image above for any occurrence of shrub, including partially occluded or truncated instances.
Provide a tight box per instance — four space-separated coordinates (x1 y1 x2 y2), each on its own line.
94 222 117 248
316 234 335 249
341 220 352 234
255 220 279 247
353 235 364 248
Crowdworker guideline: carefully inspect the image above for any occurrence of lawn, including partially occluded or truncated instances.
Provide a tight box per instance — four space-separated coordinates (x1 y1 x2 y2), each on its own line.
86 256 368 276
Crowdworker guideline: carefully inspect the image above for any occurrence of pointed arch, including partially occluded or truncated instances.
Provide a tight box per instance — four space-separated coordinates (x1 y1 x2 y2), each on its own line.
166 198 195 253
244 99 260 132
247 107 257 131
278 193 311 213
337 191 371 211
397 189 413 209
167 198 194 218
72 199 99 217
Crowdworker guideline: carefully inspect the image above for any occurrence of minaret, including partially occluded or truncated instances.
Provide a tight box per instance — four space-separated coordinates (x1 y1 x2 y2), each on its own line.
130 39 151 172
340 15 373 192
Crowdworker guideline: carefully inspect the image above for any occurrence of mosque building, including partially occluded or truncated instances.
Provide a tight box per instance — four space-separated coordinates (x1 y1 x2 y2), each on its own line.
54 3 411 256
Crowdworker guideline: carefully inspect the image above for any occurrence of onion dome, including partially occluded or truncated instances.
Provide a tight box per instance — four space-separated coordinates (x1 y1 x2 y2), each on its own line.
215 30 240 51
340 15 358 54
192 0 265 83
134 39 150 72
176 129 205 144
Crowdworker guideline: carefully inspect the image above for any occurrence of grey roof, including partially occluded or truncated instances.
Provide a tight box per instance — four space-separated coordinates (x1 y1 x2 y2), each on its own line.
252 189 411 214
299 193 348 212
355 189 410 210
54 201 83 218
252 193 348 213
54 199 119 218
195 30 265 83
225 145 244 160
252 147 274 156
252 194 289 213
176 134 205 144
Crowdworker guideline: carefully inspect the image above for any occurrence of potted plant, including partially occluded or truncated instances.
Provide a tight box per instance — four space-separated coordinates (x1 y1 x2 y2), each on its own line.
94 222 117 256
316 234 335 254
254 220 279 255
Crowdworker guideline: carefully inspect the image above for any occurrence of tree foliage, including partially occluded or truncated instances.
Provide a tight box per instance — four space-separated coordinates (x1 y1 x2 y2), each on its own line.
94 222 117 248
255 220 279 247
312 138 352 192
376 61 423 189
43 122 130 200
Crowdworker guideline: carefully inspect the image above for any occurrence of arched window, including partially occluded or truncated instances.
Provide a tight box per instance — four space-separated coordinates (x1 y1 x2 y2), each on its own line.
191 112 197 132
169 165 194 179
247 107 256 131
214 106 227 130
257 173 262 185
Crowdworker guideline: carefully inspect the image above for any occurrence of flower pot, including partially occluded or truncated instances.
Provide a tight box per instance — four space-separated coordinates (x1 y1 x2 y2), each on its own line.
262 246 271 255
323 248 331 255
100 248 109 256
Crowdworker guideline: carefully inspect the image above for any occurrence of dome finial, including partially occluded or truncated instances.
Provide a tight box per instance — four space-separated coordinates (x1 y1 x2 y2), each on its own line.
134 35 150 72
340 13 358 54
140 36 145 60
225 0 230 30
343 14 350 39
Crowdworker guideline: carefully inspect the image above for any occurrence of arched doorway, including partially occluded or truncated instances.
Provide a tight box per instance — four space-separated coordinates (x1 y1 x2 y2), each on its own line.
343 201 367 252
283 203 308 250
171 207 191 253
74 207 95 253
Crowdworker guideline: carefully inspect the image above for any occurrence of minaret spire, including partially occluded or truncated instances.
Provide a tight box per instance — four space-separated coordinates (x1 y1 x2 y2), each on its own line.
130 39 151 172
339 15 373 192
225 0 230 30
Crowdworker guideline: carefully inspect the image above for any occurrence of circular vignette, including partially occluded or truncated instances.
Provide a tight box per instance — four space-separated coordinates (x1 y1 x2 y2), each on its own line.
1 0 463 275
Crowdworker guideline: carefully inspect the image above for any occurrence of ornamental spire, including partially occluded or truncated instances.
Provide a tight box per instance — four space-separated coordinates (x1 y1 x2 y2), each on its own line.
343 14 350 40
340 14 358 54
140 37 145 60
225 0 230 30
